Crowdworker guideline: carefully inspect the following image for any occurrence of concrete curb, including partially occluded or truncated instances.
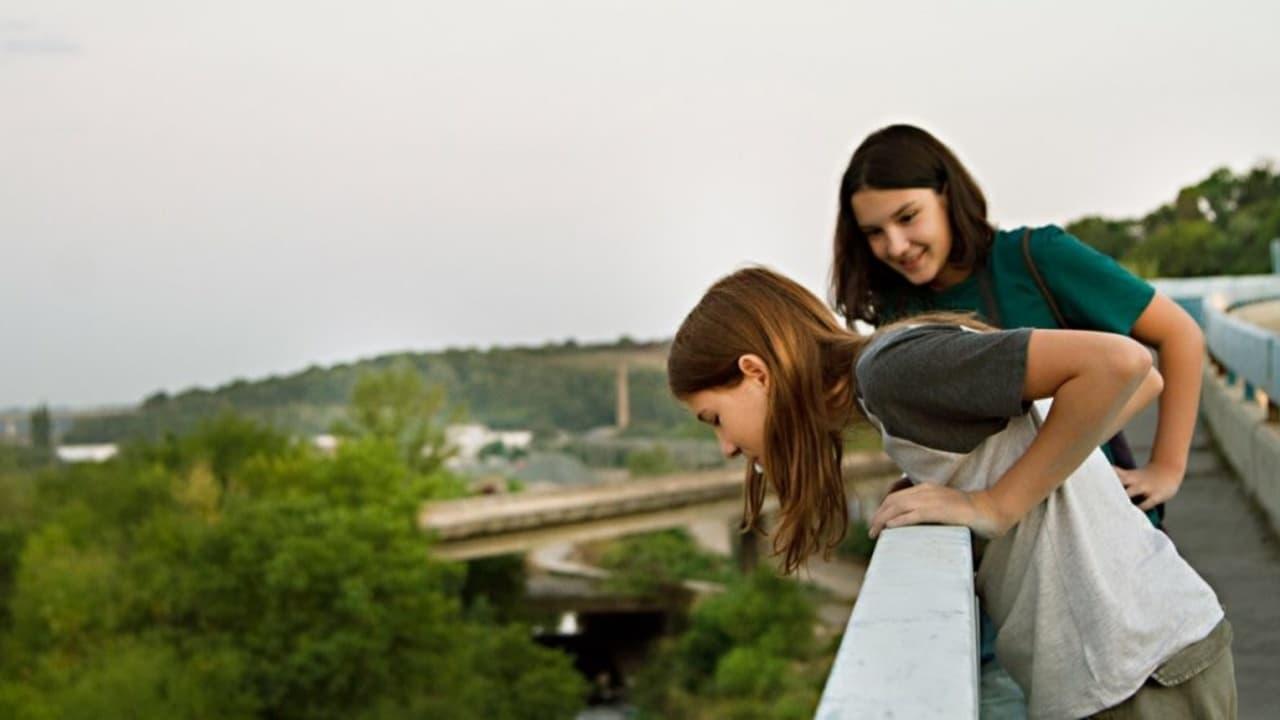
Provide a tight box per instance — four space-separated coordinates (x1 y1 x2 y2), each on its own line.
1200 364 1280 535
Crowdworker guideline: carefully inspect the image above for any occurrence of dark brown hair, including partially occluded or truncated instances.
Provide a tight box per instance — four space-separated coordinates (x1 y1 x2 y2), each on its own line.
831 124 995 326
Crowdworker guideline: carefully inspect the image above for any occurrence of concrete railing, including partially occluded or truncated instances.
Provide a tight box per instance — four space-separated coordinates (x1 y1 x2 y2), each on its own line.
1156 276 1280 532
1152 274 1280 335
1199 365 1280 533
1153 275 1280 535
816 526 979 719
1154 275 1280 404
1205 306 1279 406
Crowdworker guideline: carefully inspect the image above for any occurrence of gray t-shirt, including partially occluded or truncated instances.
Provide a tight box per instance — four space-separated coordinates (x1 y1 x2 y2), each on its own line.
855 324 1223 719
857 325 1032 452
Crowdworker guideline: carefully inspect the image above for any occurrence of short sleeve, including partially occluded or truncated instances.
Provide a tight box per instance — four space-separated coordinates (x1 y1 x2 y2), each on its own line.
1030 225 1156 334
856 325 1032 453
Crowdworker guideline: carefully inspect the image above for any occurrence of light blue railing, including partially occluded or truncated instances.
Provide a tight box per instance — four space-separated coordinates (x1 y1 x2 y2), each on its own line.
1157 274 1280 534
1153 275 1280 412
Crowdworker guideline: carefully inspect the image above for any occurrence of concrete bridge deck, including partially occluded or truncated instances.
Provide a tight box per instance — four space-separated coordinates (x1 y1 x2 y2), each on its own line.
420 453 897 560
1127 402 1280 718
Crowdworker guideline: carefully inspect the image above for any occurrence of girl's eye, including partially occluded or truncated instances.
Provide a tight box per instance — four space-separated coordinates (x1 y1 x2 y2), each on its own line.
900 212 917 224
713 416 721 427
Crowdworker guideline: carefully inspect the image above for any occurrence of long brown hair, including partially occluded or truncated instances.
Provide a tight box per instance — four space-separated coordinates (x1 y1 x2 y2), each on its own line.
668 267 866 574
831 124 995 326
669 267 991 573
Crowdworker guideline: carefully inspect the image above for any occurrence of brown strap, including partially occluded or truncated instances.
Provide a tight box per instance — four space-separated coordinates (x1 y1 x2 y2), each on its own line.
1020 228 1069 329
975 266 1003 328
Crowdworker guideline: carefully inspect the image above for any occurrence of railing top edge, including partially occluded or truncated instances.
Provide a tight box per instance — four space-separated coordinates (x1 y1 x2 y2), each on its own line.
817 525 978 719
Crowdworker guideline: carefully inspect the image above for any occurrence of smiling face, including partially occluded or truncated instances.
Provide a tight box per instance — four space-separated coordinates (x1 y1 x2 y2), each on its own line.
680 355 769 465
851 187 968 290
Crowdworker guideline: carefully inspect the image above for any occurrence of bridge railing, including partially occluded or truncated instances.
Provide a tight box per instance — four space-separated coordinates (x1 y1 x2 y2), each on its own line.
1205 308 1278 408
815 526 979 719
1154 274 1280 535
816 275 1280 718
1153 275 1280 415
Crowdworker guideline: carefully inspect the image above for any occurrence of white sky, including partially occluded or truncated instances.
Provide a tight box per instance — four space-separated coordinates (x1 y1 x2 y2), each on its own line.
3 1 1279 408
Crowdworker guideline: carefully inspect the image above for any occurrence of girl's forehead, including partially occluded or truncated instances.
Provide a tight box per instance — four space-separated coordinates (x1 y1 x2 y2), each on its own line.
682 388 718 407
852 187 934 219
683 386 733 410
853 186 932 205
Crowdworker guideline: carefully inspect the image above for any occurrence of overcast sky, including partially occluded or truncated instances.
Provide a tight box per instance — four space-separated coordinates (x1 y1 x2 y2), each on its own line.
4 1 1279 408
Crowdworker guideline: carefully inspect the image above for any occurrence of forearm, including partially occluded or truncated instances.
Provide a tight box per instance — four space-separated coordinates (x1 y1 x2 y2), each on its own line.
868 328 1155 539
978 332 1152 534
1148 328 1204 473
1104 366 1164 440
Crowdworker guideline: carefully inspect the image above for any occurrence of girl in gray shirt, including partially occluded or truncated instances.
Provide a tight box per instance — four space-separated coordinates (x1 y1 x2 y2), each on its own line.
668 267 1234 719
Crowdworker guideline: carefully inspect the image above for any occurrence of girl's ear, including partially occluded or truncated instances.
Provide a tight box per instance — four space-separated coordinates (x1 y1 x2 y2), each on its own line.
738 354 769 389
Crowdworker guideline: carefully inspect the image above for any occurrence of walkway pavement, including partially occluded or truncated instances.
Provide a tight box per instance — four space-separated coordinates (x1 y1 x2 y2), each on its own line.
1125 403 1280 719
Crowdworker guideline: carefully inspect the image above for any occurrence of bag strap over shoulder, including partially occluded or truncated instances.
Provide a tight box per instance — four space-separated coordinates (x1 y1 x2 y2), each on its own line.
975 265 1003 328
1020 228 1069 329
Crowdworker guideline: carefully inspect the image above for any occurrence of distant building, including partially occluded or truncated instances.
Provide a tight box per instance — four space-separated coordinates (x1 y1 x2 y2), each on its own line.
55 444 118 463
310 425 532 464
446 424 534 462
312 434 339 454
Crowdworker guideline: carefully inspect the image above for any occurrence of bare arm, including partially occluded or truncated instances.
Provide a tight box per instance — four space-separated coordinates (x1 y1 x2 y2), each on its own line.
1105 365 1164 441
975 329 1154 534
1117 293 1203 508
871 329 1156 538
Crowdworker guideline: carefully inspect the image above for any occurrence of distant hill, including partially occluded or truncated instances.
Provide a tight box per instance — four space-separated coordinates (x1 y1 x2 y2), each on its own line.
64 339 688 443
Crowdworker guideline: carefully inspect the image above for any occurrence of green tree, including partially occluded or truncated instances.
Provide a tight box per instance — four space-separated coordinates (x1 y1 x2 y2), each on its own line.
0 410 587 719
600 529 729 597
1124 219 1230 277
626 445 677 477
28 405 52 452
334 361 456 473
1065 216 1139 259
186 413 290 491
633 568 822 719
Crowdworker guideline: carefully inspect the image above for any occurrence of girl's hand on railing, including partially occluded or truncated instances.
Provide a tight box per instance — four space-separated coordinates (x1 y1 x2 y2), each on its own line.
869 484 1009 539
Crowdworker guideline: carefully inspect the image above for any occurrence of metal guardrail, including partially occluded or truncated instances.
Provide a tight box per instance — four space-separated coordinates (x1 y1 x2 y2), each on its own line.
1205 307 1278 403
1153 275 1280 414
815 526 979 719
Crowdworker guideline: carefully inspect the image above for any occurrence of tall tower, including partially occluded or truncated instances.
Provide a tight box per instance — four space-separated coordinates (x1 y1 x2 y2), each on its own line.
616 361 630 430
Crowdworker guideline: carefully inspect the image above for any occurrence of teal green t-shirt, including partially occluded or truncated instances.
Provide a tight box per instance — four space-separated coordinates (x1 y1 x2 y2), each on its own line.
884 224 1160 523
929 224 1155 333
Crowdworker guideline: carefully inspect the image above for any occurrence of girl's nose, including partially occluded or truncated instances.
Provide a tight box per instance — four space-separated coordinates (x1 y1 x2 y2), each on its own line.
884 228 911 258
718 436 738 459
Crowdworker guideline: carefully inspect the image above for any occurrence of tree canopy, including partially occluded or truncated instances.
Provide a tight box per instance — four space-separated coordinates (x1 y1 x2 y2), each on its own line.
1 404 587 718
1067 162 1280 277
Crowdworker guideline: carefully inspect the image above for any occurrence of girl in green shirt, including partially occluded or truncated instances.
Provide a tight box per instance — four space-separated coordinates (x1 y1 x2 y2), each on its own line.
830 124 1203 522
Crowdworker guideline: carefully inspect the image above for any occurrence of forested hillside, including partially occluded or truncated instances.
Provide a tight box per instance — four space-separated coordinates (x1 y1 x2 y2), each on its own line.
65 340 685 443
